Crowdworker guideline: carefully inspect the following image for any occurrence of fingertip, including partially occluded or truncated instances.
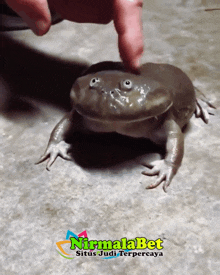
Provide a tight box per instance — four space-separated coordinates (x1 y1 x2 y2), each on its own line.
119 36 143 73
18 12 51 35
119 28 144 73
124 57 142 74
26 19 51 36
114 0 143 72
35 19 51 35
5 0 51 35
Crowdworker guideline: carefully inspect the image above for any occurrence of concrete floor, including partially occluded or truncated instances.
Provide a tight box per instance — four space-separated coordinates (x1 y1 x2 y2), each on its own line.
1 0 220 274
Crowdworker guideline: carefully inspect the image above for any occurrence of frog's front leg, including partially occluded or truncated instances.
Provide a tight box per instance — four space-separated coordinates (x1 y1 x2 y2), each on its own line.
36 110 78 170
142 119 184 192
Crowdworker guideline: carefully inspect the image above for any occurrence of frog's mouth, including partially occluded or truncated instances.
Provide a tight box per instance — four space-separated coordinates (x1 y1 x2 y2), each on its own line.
71 86 173 122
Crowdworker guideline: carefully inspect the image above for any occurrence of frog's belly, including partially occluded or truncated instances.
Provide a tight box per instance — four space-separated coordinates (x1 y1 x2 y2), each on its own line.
83 117 167 144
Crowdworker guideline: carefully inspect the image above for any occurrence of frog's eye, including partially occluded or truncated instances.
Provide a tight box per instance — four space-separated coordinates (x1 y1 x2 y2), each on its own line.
90 77 100 87
121 79 133 90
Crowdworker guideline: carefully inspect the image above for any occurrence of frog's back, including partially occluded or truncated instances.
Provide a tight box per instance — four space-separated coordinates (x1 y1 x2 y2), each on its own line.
141 63 196 126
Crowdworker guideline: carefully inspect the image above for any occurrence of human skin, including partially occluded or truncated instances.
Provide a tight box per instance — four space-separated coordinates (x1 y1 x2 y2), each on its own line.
4 0 143 72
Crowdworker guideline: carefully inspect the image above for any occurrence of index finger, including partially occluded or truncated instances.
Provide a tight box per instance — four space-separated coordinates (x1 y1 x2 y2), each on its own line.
5 0 51 35
114 0 143 72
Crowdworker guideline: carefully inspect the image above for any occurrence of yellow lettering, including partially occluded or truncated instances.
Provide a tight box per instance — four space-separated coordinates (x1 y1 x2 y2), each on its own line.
155 238 163 249
147 240 155 250
136 238 147 249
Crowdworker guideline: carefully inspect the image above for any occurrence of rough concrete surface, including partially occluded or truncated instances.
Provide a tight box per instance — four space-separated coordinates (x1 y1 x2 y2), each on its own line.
1 0 220 274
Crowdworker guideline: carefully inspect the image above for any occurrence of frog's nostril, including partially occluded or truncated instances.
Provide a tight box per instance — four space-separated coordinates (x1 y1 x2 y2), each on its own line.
110 89 121 97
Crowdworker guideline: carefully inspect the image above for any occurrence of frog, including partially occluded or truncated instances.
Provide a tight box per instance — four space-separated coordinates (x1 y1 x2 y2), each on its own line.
37 61 214 192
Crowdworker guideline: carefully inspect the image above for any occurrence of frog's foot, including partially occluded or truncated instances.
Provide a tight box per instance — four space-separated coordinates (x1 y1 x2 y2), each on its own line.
194 88 216 124
142 160 178 192
195 99 216 124
36 141 72 170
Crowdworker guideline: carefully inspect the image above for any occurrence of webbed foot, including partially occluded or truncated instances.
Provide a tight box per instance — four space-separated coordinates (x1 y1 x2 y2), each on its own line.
142 160 178 192
36 141 72 170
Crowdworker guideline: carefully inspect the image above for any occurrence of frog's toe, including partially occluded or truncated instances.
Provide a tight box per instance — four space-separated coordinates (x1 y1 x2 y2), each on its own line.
45 147 72 170
202 108 209 124
142 160 163 178
35 146 59 169
58 150 72 161
163 181 171 193
146 173 172 192
195 104 201 117
146 174 165 189
162 169 175 192
195 98 216 124
46 152 59 171
35 153 50 165
143 160 177 192
195 101 209 124
36 141 72 170
142 166 159 176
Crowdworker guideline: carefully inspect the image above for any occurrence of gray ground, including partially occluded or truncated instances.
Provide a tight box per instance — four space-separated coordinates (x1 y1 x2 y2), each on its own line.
1 0 220 274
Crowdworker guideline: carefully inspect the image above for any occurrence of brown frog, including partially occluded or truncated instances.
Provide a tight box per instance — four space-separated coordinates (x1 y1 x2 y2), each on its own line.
37 61 213 192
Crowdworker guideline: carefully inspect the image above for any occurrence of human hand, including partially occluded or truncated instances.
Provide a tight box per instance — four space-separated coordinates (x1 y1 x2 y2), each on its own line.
5 0 143 71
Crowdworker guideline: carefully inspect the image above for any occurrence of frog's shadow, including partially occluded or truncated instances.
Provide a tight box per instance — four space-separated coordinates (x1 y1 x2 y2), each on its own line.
67 132 165 169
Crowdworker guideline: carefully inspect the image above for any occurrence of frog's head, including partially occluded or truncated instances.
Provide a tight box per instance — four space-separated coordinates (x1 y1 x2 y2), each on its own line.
70 70 173 122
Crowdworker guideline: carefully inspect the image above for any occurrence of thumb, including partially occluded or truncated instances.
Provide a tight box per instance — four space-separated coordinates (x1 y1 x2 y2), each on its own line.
5 0 52 35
